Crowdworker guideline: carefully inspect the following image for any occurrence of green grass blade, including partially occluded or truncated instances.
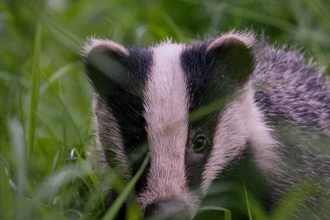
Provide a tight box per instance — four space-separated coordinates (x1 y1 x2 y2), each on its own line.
8 118 28 197
39 63 79 95
28 23 42 156
271 180 315 220
102 154 150 220
39 68 83 147
189 92 238 123
17 197 69 220
74 149 100 186
244 181 252 220
195 206 232 220
0 156 15 220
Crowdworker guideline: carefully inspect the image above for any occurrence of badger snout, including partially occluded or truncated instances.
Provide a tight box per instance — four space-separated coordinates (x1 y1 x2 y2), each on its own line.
144 200 190 220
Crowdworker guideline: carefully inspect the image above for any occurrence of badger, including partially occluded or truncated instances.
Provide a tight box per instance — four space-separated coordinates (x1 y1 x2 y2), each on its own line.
83 31 330 219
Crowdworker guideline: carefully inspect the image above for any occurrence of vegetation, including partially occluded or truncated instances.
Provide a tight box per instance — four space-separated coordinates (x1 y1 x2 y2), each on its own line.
1 0 330 219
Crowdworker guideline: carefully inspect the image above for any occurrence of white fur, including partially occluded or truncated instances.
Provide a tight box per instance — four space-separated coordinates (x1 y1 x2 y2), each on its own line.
84 38 129 56
140 43 199 215
201 87 279 194
207 30 255 51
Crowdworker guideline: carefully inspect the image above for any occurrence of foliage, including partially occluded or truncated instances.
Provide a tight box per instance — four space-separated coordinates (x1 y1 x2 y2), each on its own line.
1 0 330 219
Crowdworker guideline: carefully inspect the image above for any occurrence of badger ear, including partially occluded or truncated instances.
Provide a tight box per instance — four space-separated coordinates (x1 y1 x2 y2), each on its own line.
83 38 129 97
207 31 255 87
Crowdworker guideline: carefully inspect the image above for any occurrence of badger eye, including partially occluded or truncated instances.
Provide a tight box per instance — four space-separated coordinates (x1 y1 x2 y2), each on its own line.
129 135 141 149
132 135 140 143
193 134 207 152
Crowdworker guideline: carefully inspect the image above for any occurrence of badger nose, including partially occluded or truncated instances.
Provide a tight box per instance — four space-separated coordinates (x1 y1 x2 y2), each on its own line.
144 200 190 220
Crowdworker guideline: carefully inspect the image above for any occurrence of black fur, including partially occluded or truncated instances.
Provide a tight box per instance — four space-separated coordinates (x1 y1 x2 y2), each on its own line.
181 39 254 191
103 48 153 190
85 46 153 215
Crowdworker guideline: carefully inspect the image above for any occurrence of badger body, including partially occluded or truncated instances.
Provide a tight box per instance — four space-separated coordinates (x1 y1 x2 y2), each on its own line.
84 31 330 219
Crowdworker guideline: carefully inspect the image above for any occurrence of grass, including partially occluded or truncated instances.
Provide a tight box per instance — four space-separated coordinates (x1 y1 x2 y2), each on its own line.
27 23 41 157
1 0 330 219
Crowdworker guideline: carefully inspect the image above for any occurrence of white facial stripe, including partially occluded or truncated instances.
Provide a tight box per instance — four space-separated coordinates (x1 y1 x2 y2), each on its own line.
141 43 199 213
201 89 279 194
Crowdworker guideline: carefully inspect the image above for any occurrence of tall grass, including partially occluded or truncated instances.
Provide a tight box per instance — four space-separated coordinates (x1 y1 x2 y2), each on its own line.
1 0 330 219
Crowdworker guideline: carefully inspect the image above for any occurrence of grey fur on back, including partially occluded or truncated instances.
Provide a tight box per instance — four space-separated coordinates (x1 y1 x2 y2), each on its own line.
252 40 330 133
251 40 330 219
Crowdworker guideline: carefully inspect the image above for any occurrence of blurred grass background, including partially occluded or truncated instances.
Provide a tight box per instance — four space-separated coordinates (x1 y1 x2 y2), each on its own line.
1 0 330 219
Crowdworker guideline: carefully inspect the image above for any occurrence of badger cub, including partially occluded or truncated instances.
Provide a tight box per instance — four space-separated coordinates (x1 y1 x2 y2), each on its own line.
84 31 330 220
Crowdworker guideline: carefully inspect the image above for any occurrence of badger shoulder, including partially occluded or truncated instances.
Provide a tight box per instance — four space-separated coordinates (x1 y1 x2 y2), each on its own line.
250 39 330 134
247 38 330 218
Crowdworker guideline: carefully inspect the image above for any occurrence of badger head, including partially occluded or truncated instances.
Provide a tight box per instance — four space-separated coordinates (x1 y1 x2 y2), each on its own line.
84 31 278 219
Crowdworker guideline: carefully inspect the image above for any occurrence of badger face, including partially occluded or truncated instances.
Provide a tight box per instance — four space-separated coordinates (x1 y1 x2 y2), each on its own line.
84 32 278 219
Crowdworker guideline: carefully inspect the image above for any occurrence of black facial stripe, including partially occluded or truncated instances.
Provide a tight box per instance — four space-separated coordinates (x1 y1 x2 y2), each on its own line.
181 43 214 111
181 43 226 190
105 48 152 192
